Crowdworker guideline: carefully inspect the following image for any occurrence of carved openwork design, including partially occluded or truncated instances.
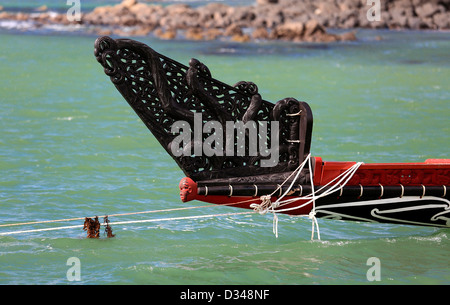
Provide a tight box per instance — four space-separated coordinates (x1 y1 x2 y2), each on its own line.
94 36 313 182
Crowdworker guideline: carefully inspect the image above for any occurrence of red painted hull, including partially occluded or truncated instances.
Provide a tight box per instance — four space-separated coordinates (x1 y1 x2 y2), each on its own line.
181 158 450 227
314 157 450 187
192 195 313 216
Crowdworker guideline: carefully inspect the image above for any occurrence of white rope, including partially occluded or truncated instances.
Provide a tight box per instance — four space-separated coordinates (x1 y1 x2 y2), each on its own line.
1 154 362 241
272 211 279 238
0 224 84 236
0 198 259 229
253 184 258 197
309 212 320 240
307 154 320 240
274 161 363 213
251 195 272 215
249 154 312 238
0 211 255 236
274 155 311 205
102 211 254 226
289 160 362 240
250 154 310 213
249 154 363 240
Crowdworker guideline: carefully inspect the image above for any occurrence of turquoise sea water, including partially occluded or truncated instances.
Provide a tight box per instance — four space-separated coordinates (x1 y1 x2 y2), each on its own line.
0 23 449 285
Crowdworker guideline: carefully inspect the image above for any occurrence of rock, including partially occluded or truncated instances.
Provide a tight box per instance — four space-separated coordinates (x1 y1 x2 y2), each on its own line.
231 33 251 42
129 3 154 16
185 27 204 40
154 28 177 40
415 3 440 18
212 9 232 29
252 26 270 39
368 11 389 28
271 21 304 40
184 27 223 41
337 30 357 41
313 1 340 21
132 5 161 27
84 6 111 25
224 23 244 36
304 19 325 37
6 0 449 42
342 15 358 28
95 28 113 36
0 11 12 19
432 12 450 29
165 3 192 16
51 13 69 24
357 10 371 28
197 2 231 27
128 26 152 36
389 7 409 28
253 6 284 28
204 28 223 40
16 12 30 21
229 6 256 27
407 16 422 29
120 13 137 26
313 32 338 43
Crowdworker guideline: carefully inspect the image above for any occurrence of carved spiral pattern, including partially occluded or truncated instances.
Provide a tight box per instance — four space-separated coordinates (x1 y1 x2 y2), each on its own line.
94 36 313 182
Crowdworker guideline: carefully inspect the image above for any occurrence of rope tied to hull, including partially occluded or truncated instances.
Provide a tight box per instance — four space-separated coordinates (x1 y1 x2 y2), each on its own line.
251 195 272 215
250 154 311 238
308 211 320 241
307 155 320 240
249 153 363 240
250 194 281 237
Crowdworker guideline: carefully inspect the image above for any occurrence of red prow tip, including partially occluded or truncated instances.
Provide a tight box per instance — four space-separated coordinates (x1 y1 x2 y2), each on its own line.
179 177 198 202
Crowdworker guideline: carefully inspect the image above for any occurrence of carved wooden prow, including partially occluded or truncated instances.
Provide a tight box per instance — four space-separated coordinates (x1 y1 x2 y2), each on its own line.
94 36 313 184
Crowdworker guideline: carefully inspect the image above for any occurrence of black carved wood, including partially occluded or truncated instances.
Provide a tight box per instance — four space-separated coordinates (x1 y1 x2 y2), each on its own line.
94 36 313 183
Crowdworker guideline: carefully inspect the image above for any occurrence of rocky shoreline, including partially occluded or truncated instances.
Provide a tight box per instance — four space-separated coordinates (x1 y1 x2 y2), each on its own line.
0 0 448 42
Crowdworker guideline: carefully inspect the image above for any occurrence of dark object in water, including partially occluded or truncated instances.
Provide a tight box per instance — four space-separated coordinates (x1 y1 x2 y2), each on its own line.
104 215 115 238
83 216 100 238
82 216 115 238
